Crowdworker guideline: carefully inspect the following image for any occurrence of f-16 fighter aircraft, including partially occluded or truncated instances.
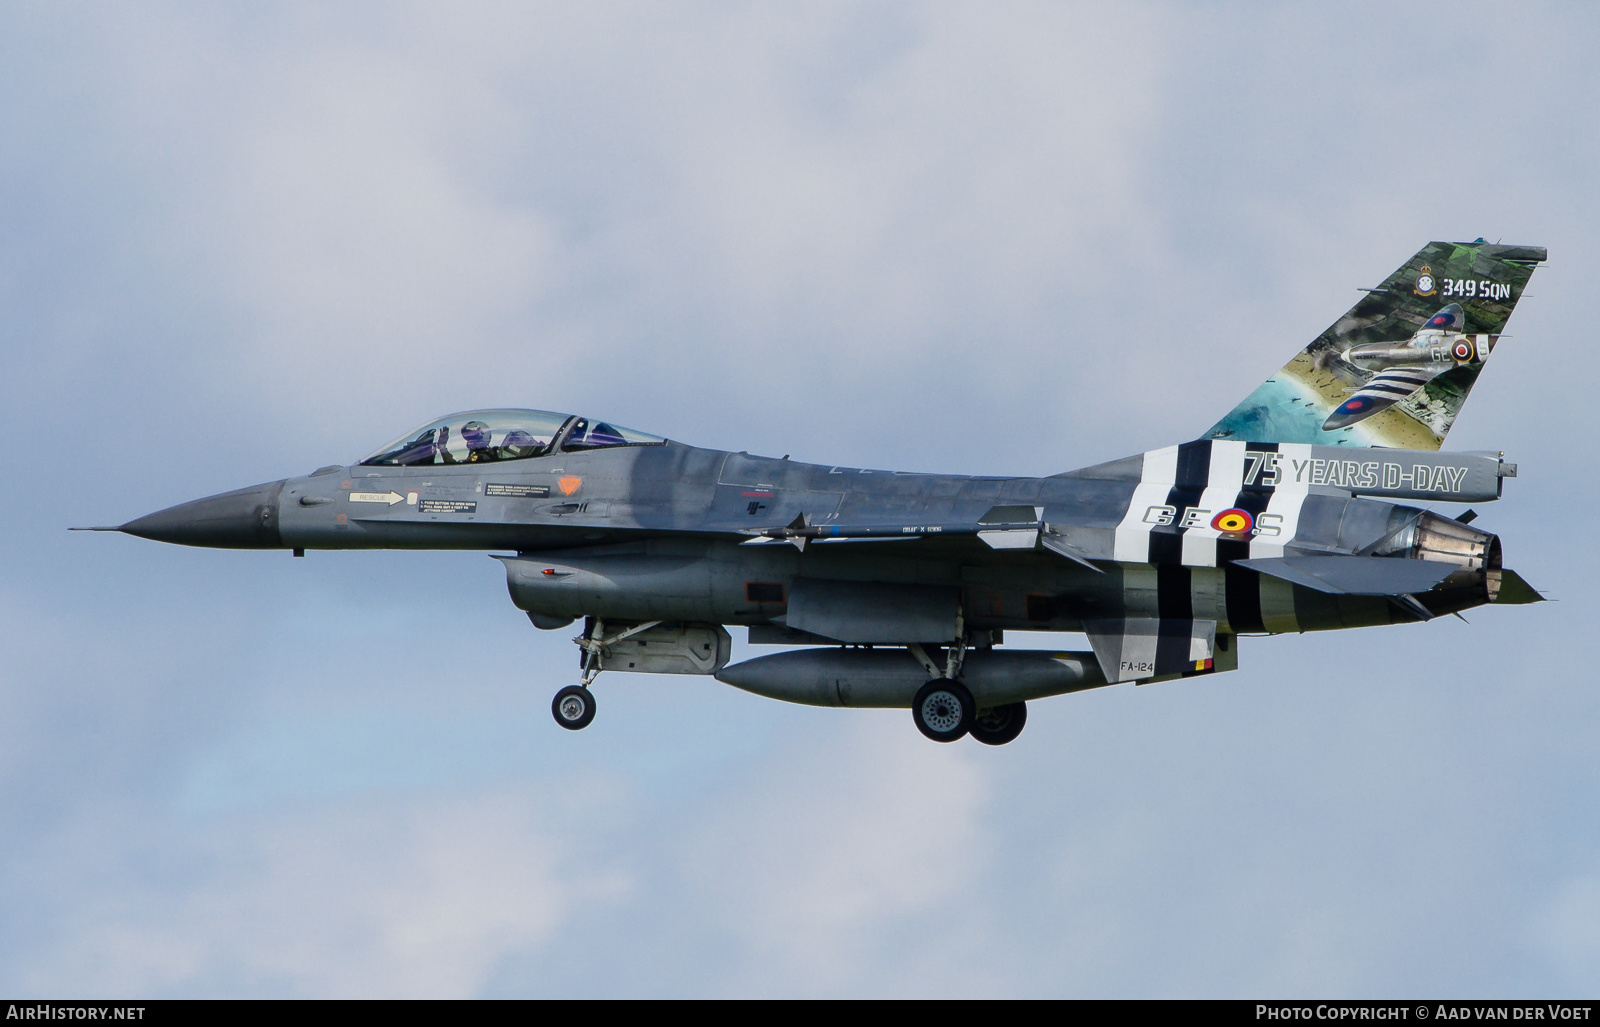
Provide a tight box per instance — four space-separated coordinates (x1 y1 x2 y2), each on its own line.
81 240 1546 745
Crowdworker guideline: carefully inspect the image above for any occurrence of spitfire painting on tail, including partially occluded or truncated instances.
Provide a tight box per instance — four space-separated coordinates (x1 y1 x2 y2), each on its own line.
1322 302 1486 430
79 241 1547 746
1206 241 1542 448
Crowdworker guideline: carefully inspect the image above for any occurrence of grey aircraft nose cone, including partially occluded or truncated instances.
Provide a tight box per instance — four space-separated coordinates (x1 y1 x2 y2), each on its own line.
120 480 287 548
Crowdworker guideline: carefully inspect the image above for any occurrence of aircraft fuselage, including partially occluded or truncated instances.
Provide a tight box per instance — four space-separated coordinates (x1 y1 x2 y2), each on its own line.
123 440 1502 639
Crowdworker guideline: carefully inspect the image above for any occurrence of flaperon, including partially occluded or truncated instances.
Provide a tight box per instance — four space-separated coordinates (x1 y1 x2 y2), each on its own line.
80 240 1546 745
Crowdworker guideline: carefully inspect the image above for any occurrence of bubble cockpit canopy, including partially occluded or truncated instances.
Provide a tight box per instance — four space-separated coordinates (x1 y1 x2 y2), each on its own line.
359 409 665 466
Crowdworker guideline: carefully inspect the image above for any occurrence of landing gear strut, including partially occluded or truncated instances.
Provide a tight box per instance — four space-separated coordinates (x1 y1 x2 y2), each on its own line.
550 616 664 731
908 619 977 742
906 621 1027 744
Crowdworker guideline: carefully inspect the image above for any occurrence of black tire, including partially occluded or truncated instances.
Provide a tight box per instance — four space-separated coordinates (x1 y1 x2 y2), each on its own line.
552 685 596 730
969 701 1027 746
912 679 975 742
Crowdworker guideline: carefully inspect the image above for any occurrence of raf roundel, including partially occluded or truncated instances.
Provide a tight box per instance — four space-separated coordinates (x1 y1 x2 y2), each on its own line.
1210 508 1253 534
1453 338 1474 361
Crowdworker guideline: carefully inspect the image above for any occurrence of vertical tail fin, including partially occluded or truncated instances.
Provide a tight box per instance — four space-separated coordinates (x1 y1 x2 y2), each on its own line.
1204 241 1546 450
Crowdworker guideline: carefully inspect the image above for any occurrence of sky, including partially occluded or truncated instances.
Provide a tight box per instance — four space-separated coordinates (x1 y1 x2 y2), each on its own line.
1 1 1597 998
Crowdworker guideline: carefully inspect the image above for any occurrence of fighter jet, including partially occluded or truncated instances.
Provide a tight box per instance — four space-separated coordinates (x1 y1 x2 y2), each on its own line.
79 240 1546 745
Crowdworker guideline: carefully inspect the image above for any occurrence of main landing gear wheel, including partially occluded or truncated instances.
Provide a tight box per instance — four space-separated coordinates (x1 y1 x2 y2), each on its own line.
969 701 1027 746
913 679 975 742
552 685 596 731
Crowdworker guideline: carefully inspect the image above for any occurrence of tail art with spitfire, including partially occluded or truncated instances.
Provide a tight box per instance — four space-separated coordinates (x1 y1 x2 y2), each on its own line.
79 240 1546 745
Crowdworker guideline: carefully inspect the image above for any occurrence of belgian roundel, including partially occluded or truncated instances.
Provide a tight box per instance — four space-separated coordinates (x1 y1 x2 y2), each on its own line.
1210 508 1253 534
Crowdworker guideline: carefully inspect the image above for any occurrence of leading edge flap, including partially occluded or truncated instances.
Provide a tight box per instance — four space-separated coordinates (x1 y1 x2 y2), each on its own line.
1085 617 1217 684
1203 241 1544 450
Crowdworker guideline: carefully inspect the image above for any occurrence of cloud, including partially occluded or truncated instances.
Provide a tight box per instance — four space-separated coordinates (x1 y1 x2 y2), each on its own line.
670 719 993 996
9 787 624 998
1534 874 1600 994
4 2 1179 472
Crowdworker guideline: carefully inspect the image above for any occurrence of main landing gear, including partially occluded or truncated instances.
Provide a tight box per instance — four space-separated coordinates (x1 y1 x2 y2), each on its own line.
969 700 1027 746
907 633 1028 745
910 681 1027 745
912 679 975 742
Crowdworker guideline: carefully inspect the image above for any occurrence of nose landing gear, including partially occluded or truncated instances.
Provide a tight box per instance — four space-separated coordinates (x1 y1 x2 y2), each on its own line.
552 684 596 730
549 616 664 731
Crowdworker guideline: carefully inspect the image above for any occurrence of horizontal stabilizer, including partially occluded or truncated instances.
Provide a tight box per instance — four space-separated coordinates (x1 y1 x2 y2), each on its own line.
1494 568 1546 605
1234 555 1455 596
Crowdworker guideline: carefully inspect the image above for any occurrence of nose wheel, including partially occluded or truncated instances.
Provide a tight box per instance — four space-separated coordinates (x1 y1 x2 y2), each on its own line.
552 617 668 731
552 684 596 730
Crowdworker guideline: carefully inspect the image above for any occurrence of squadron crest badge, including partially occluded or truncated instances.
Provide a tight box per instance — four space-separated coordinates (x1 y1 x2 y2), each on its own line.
1414 265 1437 297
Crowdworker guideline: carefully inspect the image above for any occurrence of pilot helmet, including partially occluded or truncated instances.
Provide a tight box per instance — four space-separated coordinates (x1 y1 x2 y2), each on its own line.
461 421 492 450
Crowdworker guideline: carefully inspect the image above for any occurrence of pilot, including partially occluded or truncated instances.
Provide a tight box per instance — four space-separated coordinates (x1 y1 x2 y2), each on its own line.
457 420 498 462
432 422 495 463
